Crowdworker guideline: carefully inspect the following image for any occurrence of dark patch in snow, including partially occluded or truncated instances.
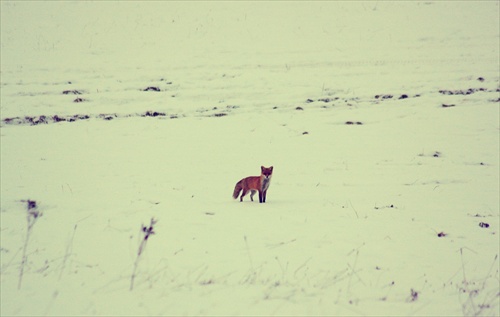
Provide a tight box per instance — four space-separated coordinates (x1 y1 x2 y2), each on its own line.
68 114 90 122
442 104 455 108
2 111 177 126
53 115 66 123
73 98 85 103
143 86 161 92
196 105 237 117
479 222 490 228
318 97 338 103
27 199 37 210
374 204 395 210
438 88 487 95
375 94 393 99
98 114 117 121
407 289 419 302
199 279 214 285
345 121 363 125
373 93 421 102
28 115 48 125
295 106 304 110
5 115 51 125
62 90 82 95
142 111 166 117
470 213 486 218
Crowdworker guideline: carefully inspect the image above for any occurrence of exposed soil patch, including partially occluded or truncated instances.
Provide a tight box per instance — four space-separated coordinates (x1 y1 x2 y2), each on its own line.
2 111 171 126
142 111 166 117
374 204 396 210
374 93 419 101
143 86 161 92
195 105 237 118
375 94 393 100
211 113 227 117
317 97 339 103
438 88 488 95
98 114 116 121
62 90 82 95
1 107 235 126
3 114 92 126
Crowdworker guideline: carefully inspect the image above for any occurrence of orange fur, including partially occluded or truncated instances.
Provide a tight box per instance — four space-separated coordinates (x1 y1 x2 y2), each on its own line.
233 166 273 203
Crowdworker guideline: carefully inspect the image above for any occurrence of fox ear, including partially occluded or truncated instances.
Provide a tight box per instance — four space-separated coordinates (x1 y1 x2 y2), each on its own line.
270 166 273 170
261 166 264 170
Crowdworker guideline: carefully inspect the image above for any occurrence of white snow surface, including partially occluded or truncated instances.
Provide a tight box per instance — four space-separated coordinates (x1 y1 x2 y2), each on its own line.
1 1 499 316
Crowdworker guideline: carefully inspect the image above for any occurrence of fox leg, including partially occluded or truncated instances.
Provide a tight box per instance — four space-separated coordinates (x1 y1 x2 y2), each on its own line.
259 191 263 203
262 190 267 203
250 190 256 201
240 189 248 202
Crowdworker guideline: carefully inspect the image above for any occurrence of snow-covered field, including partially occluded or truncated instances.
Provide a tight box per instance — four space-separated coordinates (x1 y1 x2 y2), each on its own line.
1 1 499 316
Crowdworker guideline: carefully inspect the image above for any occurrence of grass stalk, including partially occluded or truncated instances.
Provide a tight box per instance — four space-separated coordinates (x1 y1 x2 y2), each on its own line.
59 224 77 280
130 218 157 291
18 200 42 290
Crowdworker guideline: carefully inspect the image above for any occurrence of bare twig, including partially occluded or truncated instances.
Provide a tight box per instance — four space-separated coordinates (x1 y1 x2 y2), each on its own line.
348 200 359 219
347 249 358 293
130 218 157 291
275 256 288 283
242 235 257 284
59 224 77 280
480 254 498 291
474 254 499 316
18 200 42 289
460 247 478 316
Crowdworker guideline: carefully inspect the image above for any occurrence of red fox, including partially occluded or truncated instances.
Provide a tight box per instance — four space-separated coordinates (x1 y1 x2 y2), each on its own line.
233 166 273 203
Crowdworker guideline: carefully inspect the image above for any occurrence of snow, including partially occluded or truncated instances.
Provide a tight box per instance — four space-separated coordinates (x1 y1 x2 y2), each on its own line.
1 1 499 316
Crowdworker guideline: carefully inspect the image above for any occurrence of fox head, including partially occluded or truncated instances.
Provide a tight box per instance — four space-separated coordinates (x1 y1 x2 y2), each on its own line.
261 166 273 179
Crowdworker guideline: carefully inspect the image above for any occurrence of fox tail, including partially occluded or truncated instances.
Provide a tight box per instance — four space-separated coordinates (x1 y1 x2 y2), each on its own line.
232 180 243 199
